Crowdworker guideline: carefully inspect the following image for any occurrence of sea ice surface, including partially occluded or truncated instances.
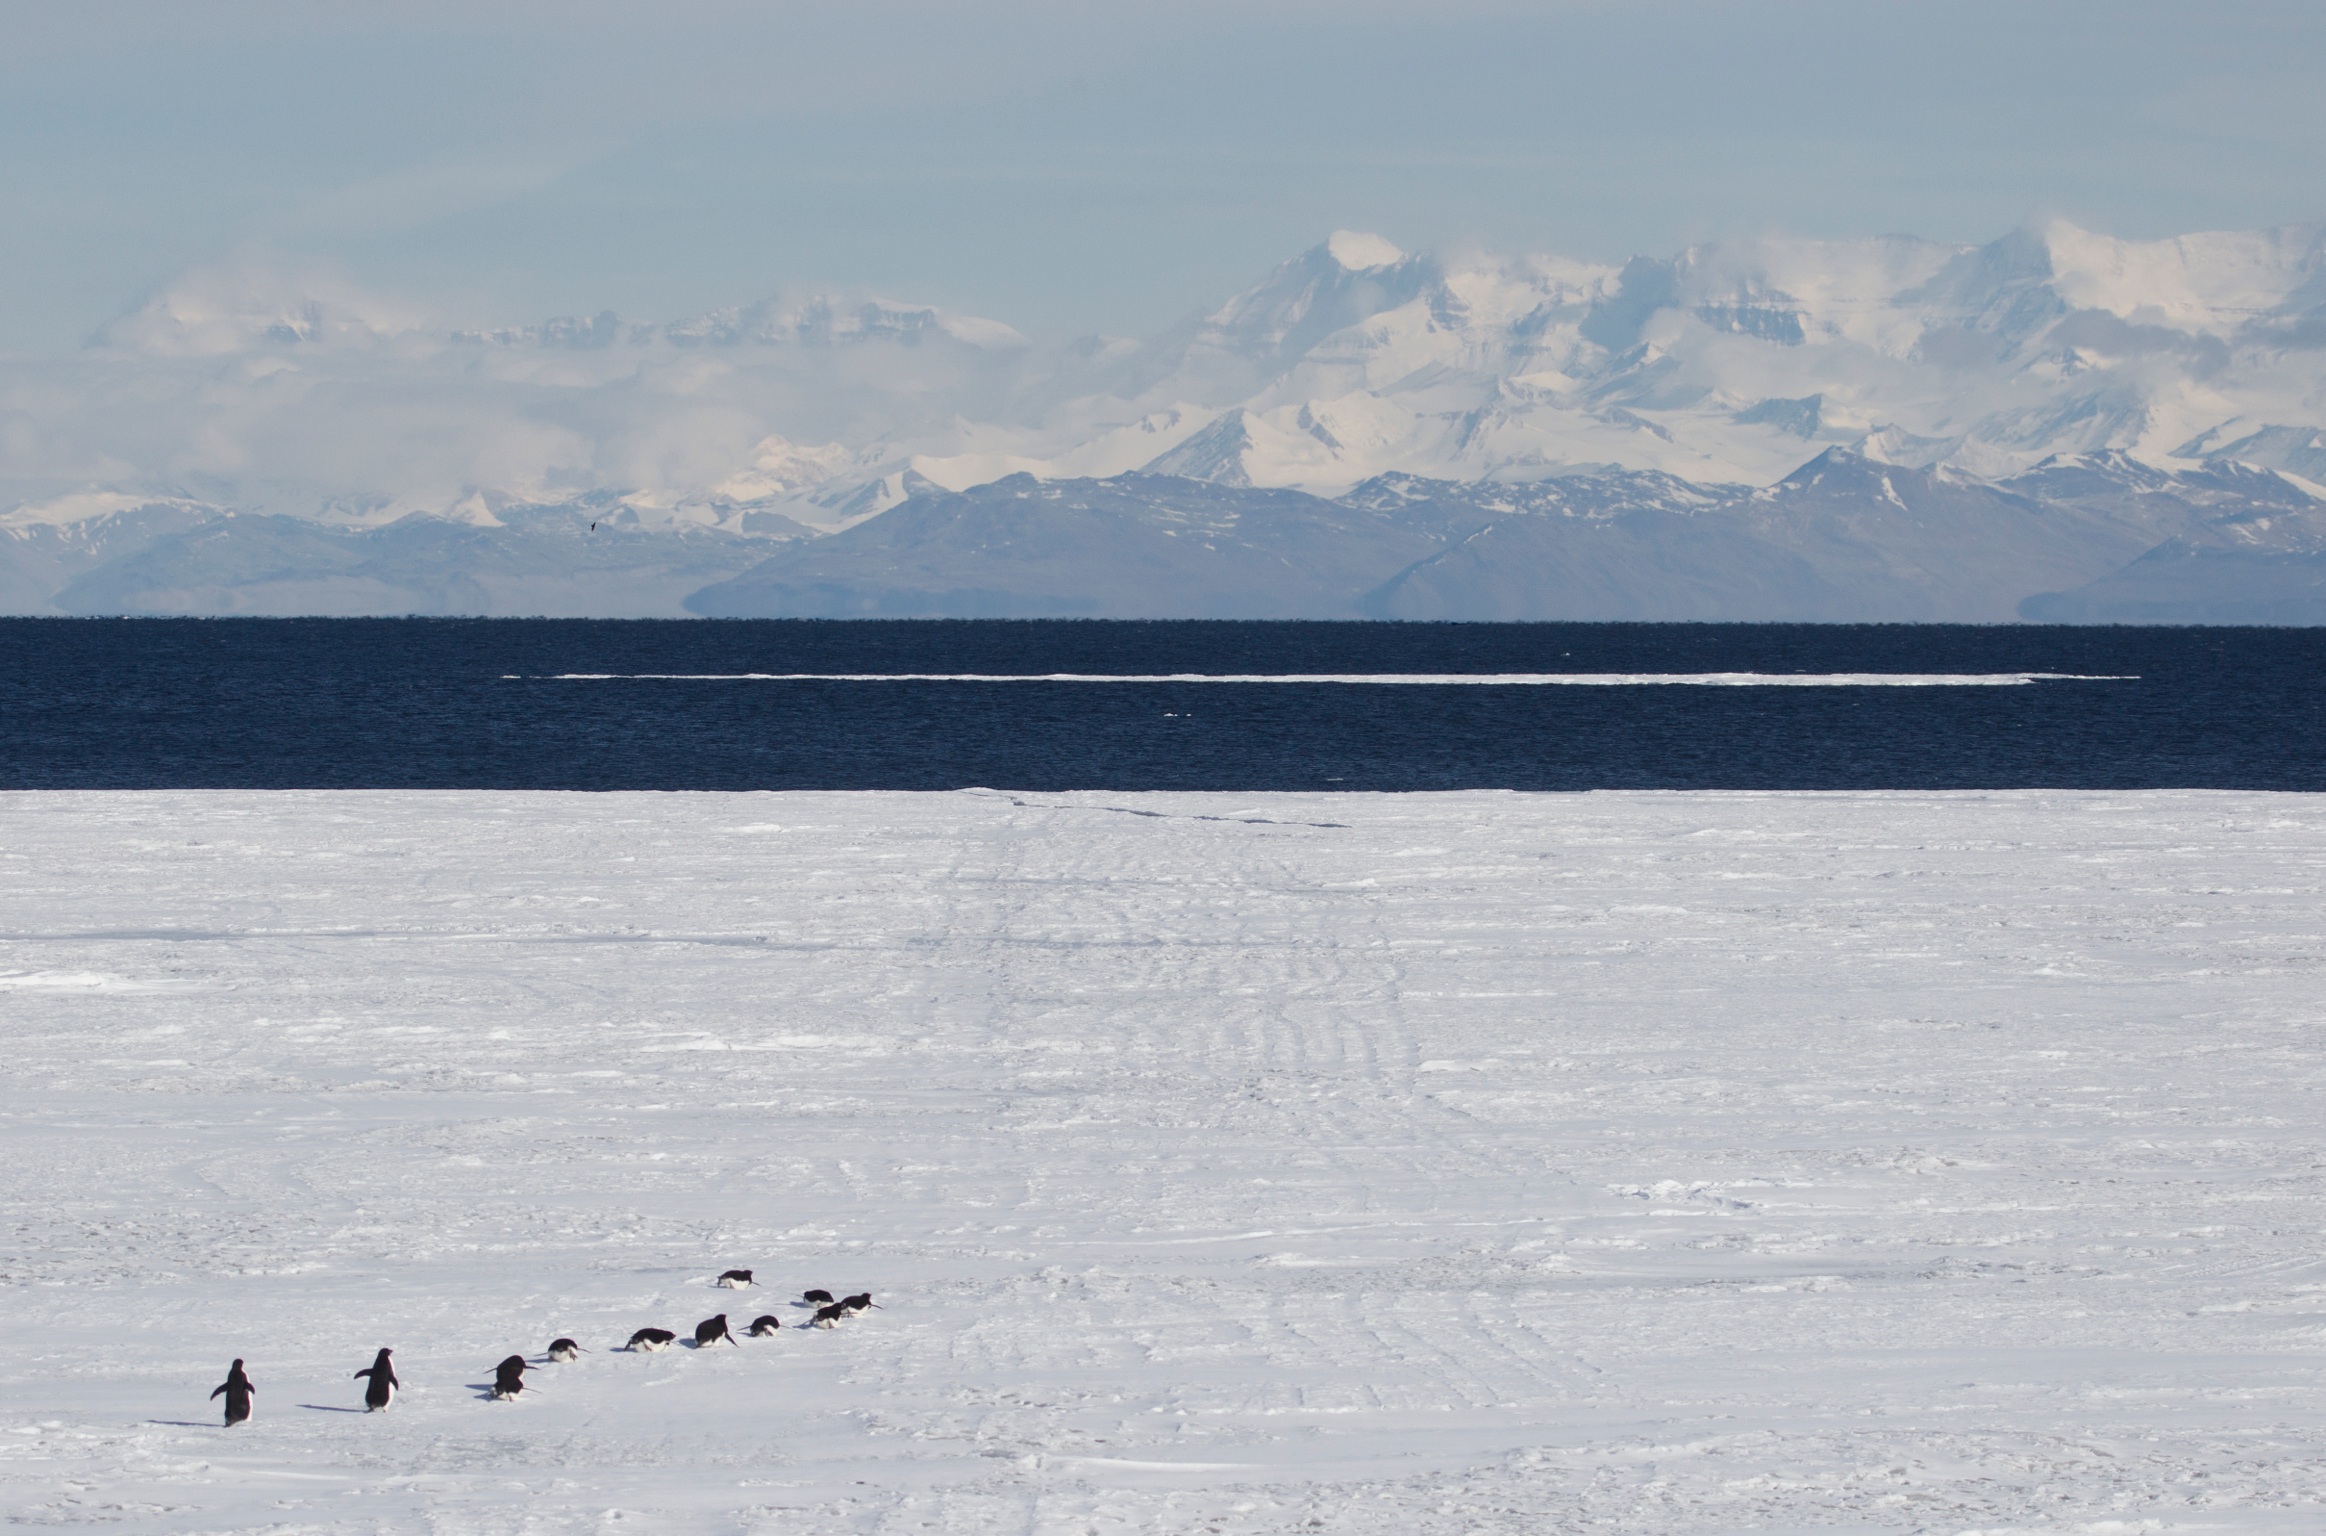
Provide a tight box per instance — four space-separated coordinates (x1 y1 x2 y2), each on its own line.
2 788 2322 1533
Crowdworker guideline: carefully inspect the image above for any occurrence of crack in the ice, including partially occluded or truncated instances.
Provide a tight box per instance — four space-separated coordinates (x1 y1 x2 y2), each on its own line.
972 790 1348 830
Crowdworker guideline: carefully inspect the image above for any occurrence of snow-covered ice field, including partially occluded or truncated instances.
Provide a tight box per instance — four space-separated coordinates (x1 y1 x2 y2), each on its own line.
3 788 2324 1534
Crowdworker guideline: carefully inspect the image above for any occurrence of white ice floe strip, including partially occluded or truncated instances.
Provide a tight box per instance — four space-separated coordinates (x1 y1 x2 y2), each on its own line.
528 671 2134 686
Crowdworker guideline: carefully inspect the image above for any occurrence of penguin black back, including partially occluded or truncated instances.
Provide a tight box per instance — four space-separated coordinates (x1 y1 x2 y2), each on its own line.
210 1359 254 1426
694 1313 737 1347
802 1289 833 1305
810 1302 847 1328
717 1268 755 1288
353 1348 398 1411
841 1292 879 1313
547 1337 585 1362
747 1314 782 1336
492 1354 529 1399
626 1327 677 1352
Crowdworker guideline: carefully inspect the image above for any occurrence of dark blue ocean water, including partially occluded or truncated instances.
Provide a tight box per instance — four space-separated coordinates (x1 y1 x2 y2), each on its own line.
1 619 2320 790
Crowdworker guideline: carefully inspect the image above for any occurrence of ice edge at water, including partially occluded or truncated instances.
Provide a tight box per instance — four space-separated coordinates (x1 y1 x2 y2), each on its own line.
523 671 2136 686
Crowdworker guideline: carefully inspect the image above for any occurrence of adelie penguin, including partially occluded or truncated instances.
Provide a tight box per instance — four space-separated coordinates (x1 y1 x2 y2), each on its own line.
626 1327 677 1352
210 1359 255 1426
716 1269 755 1289
546 1337 586 1362
809 1302 848 1329
801 1289 833 1306
842 1293 881 1314
353 1348 399 1411
491 1355 530 1400
693 1314 738 1347
746 1314 782 1337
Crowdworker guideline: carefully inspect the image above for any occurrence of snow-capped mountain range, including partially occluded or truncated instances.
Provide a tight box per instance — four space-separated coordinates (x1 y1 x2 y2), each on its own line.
5 218 2325 618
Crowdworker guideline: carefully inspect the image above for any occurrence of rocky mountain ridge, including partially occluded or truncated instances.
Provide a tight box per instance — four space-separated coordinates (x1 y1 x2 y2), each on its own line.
683 449 2326 624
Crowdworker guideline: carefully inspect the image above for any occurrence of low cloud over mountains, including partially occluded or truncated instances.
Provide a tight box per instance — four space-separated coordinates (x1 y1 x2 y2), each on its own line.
6 219 2325 620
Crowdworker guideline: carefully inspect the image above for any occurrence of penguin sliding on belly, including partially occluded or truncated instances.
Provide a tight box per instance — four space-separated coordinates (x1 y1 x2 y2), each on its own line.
716 1269 755 1289
626 1327 677 1352
546 1337 585 1362
694 1314 738 1347
746 1315 782 1337
491 1355 530 1399
353 1348 399 1411
210 1359 254 1426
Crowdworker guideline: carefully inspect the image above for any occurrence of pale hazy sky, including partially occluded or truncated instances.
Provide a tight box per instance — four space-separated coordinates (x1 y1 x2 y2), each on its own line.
3 0 2323 351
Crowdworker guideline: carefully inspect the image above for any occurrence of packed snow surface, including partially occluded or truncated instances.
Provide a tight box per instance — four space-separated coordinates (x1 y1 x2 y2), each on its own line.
4 789 2324 1534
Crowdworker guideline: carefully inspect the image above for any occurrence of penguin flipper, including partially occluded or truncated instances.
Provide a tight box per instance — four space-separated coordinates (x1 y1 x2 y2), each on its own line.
211 1384 226 1399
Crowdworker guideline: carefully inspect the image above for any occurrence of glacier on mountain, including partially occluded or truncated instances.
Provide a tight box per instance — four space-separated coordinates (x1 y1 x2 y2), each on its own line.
5 218 2326 617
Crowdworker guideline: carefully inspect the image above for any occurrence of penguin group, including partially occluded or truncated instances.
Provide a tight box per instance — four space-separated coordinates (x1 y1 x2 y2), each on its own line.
202 1272 885 1425
810 1293 881 1329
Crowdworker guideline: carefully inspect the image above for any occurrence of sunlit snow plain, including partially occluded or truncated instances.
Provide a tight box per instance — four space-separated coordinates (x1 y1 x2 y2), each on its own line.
4 789 2324 1534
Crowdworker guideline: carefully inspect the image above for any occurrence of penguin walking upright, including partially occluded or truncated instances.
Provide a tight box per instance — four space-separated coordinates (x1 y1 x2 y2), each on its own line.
693 1314 738 1347
210 1359 254 1426
491 1355 529 1399
353 1348 399 1411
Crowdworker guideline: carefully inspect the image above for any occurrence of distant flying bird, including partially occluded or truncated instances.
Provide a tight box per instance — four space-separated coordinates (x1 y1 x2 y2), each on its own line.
210 1359 254 1426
